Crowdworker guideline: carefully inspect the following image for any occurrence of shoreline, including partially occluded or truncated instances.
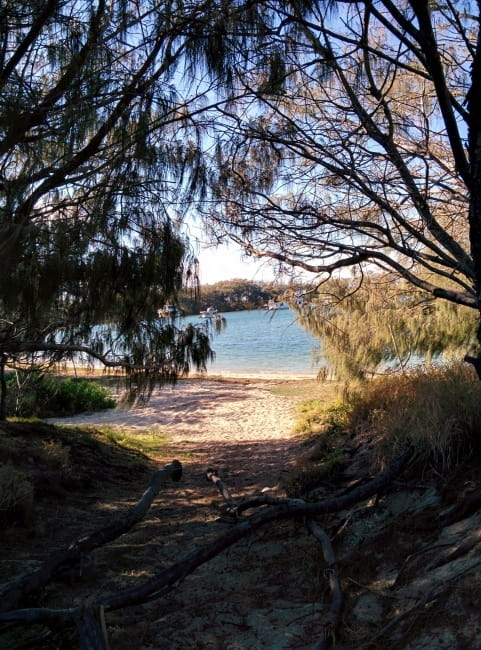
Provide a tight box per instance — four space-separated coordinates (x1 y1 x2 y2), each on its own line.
53 365 319 384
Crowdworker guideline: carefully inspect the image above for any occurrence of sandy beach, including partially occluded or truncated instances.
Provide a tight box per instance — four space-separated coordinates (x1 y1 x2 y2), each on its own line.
48 376 308 444
47 375 315 496
41 376 334 648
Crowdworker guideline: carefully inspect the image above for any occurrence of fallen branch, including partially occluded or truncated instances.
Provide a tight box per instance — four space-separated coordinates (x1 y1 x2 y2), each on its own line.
205 468 240 516
0 447 413 647
307 520 343 650
0 460 182 614
101 446 414 611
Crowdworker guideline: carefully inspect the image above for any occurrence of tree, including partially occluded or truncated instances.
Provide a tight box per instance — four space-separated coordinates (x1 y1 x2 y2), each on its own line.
0 0 284 419
203 1 481 376
296 272 478 380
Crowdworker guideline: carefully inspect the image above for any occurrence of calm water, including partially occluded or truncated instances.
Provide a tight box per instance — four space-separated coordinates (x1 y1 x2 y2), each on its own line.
188 309 321 378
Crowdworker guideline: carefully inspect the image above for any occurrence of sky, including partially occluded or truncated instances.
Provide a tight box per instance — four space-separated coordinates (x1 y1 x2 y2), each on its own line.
196 241 277 285
187 219 280 285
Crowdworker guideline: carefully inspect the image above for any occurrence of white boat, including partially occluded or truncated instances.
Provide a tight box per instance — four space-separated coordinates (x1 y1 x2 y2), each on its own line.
200 306 218 318
264 299 289 311
158 304 177 318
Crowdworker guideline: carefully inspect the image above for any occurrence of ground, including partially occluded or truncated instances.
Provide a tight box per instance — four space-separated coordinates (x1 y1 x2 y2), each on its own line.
1 378 481 649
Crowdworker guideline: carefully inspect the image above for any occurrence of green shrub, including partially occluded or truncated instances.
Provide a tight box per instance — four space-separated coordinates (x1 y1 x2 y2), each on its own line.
49 378 116 416
6 372 116 418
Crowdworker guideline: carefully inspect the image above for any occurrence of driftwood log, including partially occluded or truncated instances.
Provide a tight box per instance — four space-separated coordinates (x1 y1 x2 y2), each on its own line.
0 460 182 614
0 448 414 649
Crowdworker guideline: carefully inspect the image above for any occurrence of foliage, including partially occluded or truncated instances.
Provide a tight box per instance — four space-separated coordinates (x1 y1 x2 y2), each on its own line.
295 274 478 380
5 372 115 418
286 362 481 495
99 425 170 456
1 1 299 418
285 393 351 497
202 1 481 370
179 279 302 314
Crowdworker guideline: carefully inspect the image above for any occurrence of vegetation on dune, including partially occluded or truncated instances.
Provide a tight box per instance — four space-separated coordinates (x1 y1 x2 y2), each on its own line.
347 364 481 472
4 372 116 419
1 362 481 647
286 363 481 497
0 420 152 526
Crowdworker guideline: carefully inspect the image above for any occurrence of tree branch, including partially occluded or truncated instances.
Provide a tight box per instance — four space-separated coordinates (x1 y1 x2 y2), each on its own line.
101 446 413 611
0 460 182 614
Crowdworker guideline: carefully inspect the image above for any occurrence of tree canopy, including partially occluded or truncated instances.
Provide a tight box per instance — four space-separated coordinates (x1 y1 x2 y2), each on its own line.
0 0 291 417
3 0 481 412
296 273 478 380
202 0 481 374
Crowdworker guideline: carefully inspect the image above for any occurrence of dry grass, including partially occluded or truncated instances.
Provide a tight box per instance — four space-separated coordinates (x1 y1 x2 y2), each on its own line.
0 464 34 524
268 378 342 402
286 362 481 494
346 363 481 471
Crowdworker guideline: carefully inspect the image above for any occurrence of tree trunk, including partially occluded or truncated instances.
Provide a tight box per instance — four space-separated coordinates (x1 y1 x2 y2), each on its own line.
0 354 7 421
466 24 481 377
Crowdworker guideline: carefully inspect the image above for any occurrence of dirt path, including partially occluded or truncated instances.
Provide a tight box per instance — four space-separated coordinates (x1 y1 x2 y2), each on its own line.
46 378 324 649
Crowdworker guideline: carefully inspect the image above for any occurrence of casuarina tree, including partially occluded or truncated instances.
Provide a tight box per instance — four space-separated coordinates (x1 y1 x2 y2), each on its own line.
0 0 278 418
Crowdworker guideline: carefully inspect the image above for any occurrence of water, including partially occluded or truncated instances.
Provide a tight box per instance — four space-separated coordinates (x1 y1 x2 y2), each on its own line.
189 309 321 378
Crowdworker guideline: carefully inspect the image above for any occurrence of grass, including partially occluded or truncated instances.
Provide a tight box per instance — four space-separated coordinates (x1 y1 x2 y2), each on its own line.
0 419 155 527
267 378 341 402
346 362 481 471
284 362 481 496
5 371 116 418
85 424 170 457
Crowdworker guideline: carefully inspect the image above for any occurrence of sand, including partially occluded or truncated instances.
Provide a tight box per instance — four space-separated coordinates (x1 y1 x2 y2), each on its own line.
45 376 327 648
47 376 304 444
47 376 312 494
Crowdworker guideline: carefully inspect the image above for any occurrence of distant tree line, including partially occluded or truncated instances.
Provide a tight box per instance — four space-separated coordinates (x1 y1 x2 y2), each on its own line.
179 280 301 315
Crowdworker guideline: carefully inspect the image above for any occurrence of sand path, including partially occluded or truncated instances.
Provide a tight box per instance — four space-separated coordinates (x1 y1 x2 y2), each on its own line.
48 377 308 495
49 378 299 441
47 378 323 648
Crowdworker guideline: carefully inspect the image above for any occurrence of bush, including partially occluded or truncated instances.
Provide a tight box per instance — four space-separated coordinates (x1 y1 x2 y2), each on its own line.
345 362 481 471
287 362 481 492
48 377 116 416
0 464 34 524
6 372 116 418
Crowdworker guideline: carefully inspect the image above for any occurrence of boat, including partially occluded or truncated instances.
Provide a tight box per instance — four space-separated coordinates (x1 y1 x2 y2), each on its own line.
199 306 218 318
264 299 289 311
158 304 177 318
